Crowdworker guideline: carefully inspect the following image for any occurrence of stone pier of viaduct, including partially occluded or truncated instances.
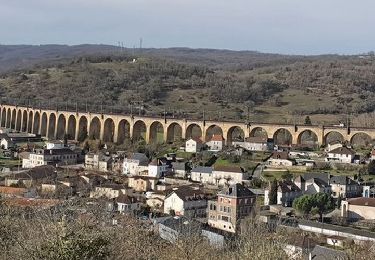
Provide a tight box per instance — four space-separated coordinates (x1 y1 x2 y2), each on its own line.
1 104 375 146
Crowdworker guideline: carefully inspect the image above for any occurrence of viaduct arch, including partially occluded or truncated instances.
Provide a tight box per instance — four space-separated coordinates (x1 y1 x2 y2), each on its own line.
1 104 375 148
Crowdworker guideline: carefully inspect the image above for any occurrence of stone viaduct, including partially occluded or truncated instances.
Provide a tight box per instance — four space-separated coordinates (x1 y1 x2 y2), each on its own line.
1 104 375 146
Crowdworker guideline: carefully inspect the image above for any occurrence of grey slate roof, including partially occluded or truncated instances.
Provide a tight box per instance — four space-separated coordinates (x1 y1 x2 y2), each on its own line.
307 177 330 188
219 183 254 197
330 176 357 186
168 186 206 202
10 165 57 180
130 153 148 162
303 172 330 184
160 217 202 235
191 166 212 174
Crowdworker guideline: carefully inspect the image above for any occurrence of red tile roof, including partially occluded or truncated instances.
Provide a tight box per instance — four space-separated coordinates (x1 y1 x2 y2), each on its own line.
0 186 27 196
209 134 224 142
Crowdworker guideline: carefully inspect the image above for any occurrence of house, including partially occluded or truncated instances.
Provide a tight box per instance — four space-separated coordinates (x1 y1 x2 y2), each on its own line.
212 165 246 186
341 197 375 220
163 186 208 218
5 165 57 188
207 183 256 233
206 134 225 151
330 176 361 199
294 175 331 195
185 138 203 153
191 165 246 187
190 166 213 184
122 153 149 175
171 161 188 178
325 141 343 152
326 146 355 164
128 176 158 192
232 137 274 151
85 152 113 172
146 191 167 211
158 216 228 247
264 180 302 206
22 147 78 168
114 193 142 214
148 158 169 178
89 183 127 199
158 216 202 243
267 151 295 167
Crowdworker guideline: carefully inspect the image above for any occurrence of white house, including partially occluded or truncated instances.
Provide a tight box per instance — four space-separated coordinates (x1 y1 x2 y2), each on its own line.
85 152 113 172
212 165 245 186
190 165 245 187
90 184 127 199
233 137 274 151
294 175 331 195
171 161 187 178
148 158 169 178
185 138 203 153
122 153 149 175
341 198 375 220
326 146 355 164
116 193 141 214
191 166 213 183
264 180 302 206
22 148 78 168
164 186 207 218
267 151 294 167
206 135 225 151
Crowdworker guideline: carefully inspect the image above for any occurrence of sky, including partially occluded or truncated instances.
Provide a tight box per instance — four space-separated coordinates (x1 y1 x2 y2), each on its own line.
0 0 374 55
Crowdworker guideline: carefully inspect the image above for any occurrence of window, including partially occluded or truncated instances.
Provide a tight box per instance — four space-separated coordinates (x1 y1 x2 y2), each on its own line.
221 215 229 222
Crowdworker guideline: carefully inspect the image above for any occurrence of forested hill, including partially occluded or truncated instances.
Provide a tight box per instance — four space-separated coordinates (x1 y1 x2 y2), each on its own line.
1 44 375 125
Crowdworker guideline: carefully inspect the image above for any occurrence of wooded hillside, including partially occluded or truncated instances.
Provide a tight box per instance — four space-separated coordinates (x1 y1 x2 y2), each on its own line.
1 45 375 125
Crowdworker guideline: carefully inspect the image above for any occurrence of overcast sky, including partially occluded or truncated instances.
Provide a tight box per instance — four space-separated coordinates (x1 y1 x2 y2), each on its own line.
0 0 374 54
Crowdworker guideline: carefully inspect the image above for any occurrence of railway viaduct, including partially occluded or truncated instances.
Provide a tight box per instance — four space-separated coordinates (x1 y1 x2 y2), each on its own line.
1 104 375 146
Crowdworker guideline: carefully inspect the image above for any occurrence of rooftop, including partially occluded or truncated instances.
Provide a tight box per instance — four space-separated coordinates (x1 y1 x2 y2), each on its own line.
347 197 375 207
169 185 206 202
330 175 357 186
328 146 355 155
9 165 57 180
271 151 289 160
218 183 254 197
160 216 202 235
191 166 213 174
213 165 243 173
208 134 224 142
